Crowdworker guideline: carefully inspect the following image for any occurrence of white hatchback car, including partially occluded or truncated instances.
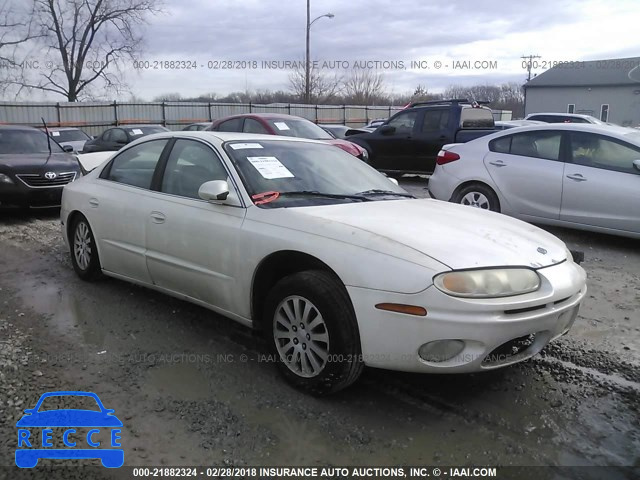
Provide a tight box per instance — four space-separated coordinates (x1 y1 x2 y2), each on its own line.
61 132 587 394
429 124 640 239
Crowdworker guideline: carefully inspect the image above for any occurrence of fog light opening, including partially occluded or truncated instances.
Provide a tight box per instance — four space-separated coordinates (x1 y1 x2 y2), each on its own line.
419 340 465 363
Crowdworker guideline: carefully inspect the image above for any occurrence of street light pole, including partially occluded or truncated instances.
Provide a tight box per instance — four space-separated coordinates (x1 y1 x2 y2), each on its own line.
304 0 334 103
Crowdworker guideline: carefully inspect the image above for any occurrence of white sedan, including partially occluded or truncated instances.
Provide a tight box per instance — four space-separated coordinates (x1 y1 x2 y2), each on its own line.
429 123 640 239
61 132 587 394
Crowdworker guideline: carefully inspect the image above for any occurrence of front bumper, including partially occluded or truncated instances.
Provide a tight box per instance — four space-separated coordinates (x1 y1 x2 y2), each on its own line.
348 260 587 373
0 184 64 208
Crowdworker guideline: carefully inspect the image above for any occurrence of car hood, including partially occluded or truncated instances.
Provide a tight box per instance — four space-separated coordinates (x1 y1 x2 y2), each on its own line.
0 153 81 174
16 410 123 427
291 199 568 270
324 139 364 156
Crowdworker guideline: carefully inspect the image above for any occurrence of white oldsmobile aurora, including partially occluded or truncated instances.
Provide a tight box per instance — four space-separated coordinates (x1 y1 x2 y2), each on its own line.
61 132 587 394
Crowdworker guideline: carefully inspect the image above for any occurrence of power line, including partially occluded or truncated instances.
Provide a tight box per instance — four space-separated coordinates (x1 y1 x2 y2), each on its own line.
521 54 541 82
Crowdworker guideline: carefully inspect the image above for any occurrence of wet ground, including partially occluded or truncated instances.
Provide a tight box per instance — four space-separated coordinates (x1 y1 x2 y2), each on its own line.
0 178 638 479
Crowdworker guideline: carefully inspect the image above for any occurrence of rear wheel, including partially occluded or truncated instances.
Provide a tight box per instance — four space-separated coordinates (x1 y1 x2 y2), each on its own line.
453 183 500 212
70 214 103 281
264 270 363 395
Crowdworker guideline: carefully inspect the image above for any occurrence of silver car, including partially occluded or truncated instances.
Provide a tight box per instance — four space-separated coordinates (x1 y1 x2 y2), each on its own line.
429 124 640 239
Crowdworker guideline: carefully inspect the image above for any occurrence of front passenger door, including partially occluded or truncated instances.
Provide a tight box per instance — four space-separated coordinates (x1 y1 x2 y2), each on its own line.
145 139 246 311
369 110 420 171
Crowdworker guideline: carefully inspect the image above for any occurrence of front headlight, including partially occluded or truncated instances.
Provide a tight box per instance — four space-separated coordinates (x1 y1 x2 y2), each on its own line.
434 268 540 298
0 173 15 185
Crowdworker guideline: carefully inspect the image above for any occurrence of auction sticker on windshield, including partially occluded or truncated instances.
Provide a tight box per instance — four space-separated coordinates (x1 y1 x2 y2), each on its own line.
229 143 264 150
247 156 294 179
273 122 290 131
130 129 144 135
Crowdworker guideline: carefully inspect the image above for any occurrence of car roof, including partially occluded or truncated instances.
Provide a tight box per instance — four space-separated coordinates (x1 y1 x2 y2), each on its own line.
45 126 85 131
526 112 597 120
137 130 329 146
219 113 310 121
109 124 166 129
484 122 640 143
0 124 43 131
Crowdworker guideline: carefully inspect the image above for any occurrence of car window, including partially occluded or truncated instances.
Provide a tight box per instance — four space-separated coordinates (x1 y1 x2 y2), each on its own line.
509 131 562 161
0 129 64 154
161 139 229 199
489 135 512 153
111 128 128 143
51 129 91 142
460 107 494 128
102 129 113 141
387 111 417 133
265 118 333 140
244 118 269 134
37 395 101 412
102 139 168 188
217 118 243 132
569 132 640 173
421 110 448 132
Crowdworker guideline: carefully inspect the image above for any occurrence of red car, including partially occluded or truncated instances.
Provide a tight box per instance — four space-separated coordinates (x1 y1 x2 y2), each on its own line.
207 113 368 161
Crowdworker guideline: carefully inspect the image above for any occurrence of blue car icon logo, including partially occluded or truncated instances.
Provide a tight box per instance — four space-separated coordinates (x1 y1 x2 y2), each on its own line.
15 391 123 468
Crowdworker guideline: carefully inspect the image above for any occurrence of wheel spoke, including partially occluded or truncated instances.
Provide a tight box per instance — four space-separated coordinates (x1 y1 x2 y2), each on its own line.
310 330 329 344
308 342 328 362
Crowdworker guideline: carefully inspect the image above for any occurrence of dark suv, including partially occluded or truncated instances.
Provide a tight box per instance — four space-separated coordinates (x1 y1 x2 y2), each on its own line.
0 125 83 208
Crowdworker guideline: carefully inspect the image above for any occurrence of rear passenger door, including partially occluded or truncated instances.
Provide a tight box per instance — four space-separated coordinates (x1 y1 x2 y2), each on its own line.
560 132 640 233
93 139 170 282
483 130 565 219
411 108 449 173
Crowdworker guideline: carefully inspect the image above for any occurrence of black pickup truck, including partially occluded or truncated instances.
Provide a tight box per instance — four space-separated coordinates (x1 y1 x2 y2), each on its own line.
348 99 496 176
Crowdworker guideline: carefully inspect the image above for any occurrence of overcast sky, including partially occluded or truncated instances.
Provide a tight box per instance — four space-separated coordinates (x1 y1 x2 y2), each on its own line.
11 0 640 100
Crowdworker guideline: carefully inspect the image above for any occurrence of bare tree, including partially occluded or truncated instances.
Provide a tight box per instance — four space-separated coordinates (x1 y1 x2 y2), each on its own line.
289 61 342 104
0 1 39 68
9 0 161 101
342 68 386 105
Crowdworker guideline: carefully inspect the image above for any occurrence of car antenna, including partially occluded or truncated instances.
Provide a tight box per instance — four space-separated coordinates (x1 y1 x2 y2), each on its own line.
41 117 52 155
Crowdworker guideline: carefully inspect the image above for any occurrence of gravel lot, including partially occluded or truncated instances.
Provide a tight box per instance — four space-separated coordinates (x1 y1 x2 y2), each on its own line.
0 178 638 479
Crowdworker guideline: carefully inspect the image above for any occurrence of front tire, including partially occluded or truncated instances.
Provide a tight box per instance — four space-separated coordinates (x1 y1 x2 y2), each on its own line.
70 214 103 281
453 183 500 212
264 270 364 395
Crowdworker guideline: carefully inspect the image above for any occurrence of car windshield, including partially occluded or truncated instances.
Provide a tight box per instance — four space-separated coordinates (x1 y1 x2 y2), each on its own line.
224 140 412 207
51 129 91 142
0 129 64 154
37 395 101 412
125 126 169 138
265 118 333 140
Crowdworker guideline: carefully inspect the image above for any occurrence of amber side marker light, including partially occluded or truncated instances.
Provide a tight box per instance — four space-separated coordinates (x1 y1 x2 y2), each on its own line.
375 303 427 316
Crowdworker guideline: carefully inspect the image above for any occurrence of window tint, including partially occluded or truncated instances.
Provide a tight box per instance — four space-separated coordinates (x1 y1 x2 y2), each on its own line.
103 139 168 188
161 140 229 199
569 132 640 173
0 129 64 154
243 118 269 134
422 110 449 132
489 136 512 153
217 118 243 132
387 111 417 133
460 107 494 128
111 128 128 143
509 131 562 161
101 130 112 141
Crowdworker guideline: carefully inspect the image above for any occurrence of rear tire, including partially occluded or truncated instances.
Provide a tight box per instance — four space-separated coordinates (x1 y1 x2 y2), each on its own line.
70 214 103 281
264 270 364 395
453 183 500 212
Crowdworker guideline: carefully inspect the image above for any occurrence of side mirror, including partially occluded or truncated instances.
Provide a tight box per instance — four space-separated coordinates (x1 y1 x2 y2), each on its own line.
62 145 74 153
199 180 230 201
379 125 395 135
388 177 399 186
633 159 640 172
23 408 36 414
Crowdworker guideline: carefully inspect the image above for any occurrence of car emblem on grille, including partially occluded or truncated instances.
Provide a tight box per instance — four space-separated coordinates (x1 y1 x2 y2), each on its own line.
44 172 57 180
537 247 548 255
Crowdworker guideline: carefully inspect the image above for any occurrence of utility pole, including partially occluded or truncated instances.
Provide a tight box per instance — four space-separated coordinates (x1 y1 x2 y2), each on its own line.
305 1 334 104
521 54 541 82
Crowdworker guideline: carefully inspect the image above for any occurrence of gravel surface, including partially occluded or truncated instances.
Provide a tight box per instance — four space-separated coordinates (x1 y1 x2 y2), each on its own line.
0 185 638 479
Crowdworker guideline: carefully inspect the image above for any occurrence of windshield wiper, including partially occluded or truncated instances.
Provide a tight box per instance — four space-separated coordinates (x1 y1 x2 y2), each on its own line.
279 190 372 201
355 189 415 198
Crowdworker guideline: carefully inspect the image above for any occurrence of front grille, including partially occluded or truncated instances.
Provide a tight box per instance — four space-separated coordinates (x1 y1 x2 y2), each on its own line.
16 172 76 188
482 333 537 366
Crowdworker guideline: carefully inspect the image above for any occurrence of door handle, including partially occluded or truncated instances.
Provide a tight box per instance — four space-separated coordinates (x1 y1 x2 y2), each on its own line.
566 174 587 182
150 211 166 224
489 161 507 167
89 198 99 207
